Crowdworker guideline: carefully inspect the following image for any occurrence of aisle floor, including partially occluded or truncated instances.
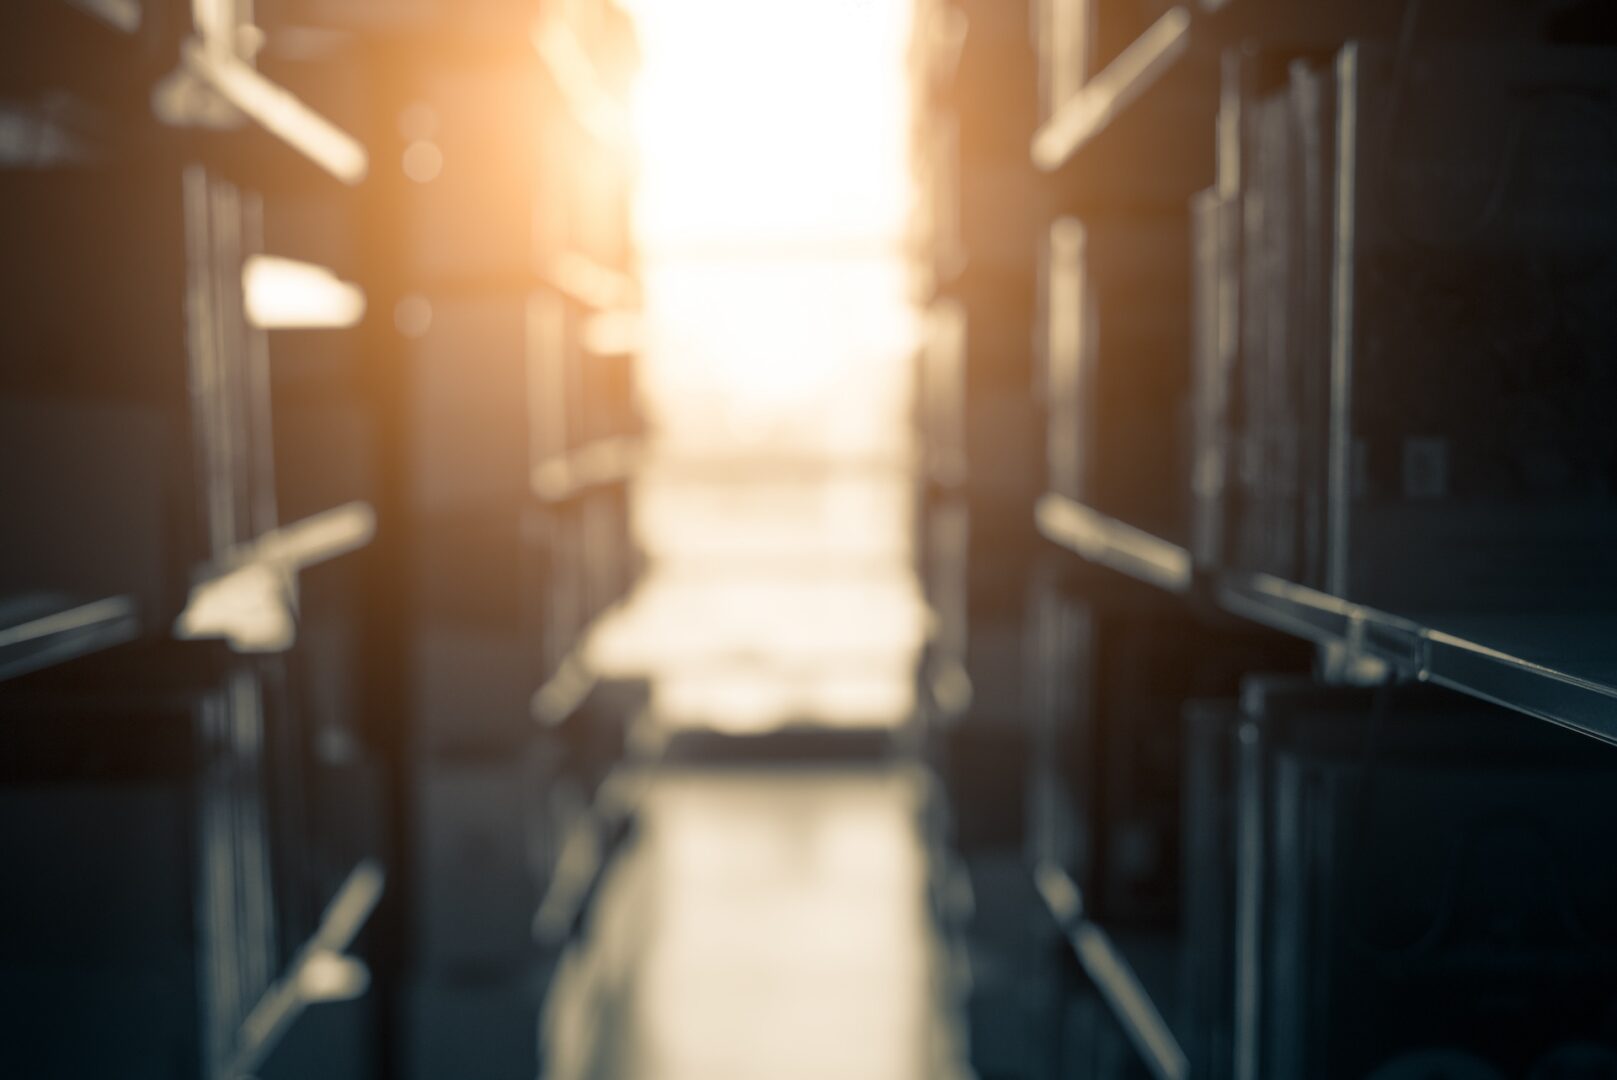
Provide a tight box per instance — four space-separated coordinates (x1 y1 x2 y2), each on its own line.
577 765 966 1080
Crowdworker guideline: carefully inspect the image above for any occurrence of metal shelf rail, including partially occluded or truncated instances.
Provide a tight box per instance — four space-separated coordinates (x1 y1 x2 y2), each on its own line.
1035 862 1189 1080
547 251 640 312
175 501 378 653
0 594 142 684
1011 3 1617 1076
223 858 387 1080
173 41 368 184
531 14 632 150
1037 492 1617 747
1031 6 1196 174
531 436 643 506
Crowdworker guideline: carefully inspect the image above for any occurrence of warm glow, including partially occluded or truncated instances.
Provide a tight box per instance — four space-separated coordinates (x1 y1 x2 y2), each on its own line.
243 255 367 330
620 0 918 456
624 0 913 254
589 0 926 734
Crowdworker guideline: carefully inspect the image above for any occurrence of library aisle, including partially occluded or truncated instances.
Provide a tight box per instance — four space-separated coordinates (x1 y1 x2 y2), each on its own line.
12 0 1617 1076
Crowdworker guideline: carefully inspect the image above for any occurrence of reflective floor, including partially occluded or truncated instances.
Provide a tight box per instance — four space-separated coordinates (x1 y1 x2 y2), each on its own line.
574 765 966 1080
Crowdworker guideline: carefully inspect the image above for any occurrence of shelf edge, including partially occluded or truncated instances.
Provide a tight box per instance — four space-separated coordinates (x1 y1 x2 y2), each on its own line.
222 858 386 1080
546 253 639 312
532 436 642 504
1035 493 1193 593
0 595 142 683
175 501 377 652
1039 493 1617 747
531 17 631 148
1031 7 1194 173
174 41 369 185
1034 863 1189 1080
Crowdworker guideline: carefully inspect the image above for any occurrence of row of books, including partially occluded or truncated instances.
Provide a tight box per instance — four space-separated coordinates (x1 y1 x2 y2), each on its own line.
0 161 285 627
935 4 1617 1079
1024 581 1617 1078
368 4 647 1076
1193 43 1617 612
1033 40 1617 615
0 2 647 1077
0 5 387 1073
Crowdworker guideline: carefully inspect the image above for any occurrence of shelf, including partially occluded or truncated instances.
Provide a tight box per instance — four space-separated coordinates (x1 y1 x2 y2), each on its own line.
1036 492 1617 747
530 16 631 149
0 594 141 684
255 501 377 568
162 40 368 185
1219 578 1617 747
175 501 376 652
224 858 385 1079
547 253 639 313
1036 494 1192 595
243 255 366 330
579 310 643 359
1026 0 1436 201
531 436 642 505
532 762 649 948
1036 863 1190 1080
920 648 973 726
532 653 600 730
1031 7 1196 174
913 3 968 105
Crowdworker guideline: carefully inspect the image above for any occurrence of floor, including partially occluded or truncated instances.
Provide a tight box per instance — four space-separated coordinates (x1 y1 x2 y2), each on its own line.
563 764 967 1080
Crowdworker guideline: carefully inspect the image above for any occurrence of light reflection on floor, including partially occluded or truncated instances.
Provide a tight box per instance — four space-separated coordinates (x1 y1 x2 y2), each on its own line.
582 766 965 1080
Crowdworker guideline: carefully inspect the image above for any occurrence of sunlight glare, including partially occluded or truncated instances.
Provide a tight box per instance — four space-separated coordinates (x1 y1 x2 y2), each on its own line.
591 0 926 734
623 0 914 254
